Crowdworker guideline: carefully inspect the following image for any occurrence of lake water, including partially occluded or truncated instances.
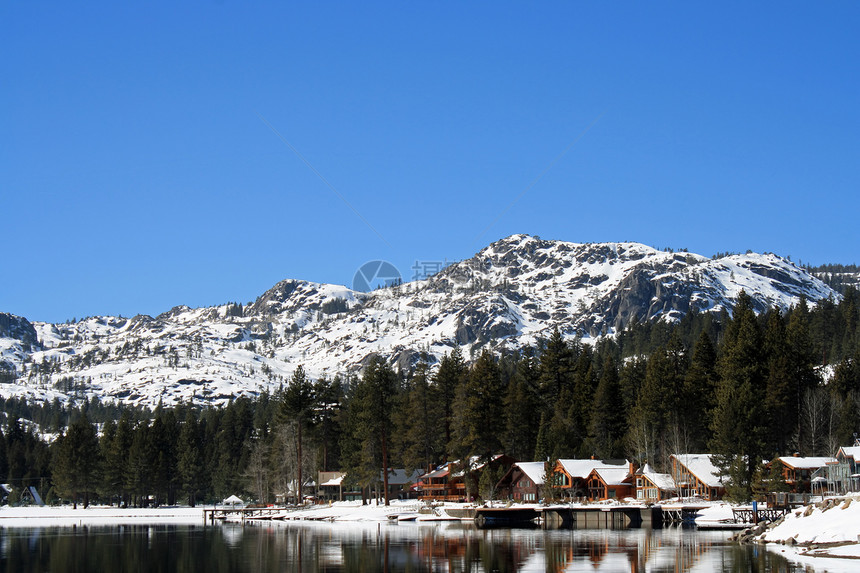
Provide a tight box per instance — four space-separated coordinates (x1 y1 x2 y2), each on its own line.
0 521 841 572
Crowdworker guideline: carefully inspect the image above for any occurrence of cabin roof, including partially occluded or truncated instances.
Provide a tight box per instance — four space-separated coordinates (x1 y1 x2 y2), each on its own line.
837 446 860 461
381 468 424 485
421 464 450 480
639 464 677 491
558 459 628 479
514 462 546 485
672 454 723 488
320 475 344 487
777 456 836 470
591 467 632 486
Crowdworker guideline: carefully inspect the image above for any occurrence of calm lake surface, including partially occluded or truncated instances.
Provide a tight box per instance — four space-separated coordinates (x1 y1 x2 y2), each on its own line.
0 521 834 572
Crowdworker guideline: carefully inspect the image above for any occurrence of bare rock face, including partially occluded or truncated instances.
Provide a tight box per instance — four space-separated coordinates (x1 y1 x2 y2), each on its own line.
0 234 841 408
0 313 38 348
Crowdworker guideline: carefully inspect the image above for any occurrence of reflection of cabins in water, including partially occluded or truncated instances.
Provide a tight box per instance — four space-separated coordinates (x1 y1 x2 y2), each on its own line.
770 456 835 493
634 464 677 502
495 462 546 502
670 454 725 500
551 459 633 501
823 444 860 494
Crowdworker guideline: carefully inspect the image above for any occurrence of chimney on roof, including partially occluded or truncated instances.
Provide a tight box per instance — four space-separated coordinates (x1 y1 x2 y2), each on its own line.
590 455 596 460
794 452 800 457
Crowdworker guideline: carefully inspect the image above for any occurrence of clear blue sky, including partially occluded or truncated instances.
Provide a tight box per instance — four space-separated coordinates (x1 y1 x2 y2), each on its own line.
3 1 858 323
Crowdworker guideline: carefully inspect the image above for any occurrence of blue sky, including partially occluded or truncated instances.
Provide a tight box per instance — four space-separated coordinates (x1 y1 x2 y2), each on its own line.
2 1 858 323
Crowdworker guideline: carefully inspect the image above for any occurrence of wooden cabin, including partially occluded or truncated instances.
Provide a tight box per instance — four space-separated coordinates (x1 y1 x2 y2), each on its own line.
585 464 634 501
418 456 514 501
495 462 546 502
418 463 458 501
635 464 677 502
317 471 346 501
772 456 835 493
375 469 424 499
551 459 631 500
825 445 860 494
670 454 725 501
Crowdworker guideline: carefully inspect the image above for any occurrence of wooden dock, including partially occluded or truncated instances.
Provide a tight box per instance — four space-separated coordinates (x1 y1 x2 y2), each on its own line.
202 506 292 524
731 506 787 524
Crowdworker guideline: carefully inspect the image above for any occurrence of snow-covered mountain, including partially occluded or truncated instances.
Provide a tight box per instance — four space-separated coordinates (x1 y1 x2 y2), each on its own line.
0 235 838 408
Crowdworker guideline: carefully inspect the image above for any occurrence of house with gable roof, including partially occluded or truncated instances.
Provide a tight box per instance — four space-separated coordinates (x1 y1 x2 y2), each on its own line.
584 463 635 500
670 454 725 500
635 463 678 502
824 443 860 494
495 461 546 502
550 459 632 500
771 456 835 493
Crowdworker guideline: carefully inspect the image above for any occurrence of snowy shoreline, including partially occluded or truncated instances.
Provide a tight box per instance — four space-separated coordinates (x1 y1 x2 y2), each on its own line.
0 505 206 528
749 495 860 561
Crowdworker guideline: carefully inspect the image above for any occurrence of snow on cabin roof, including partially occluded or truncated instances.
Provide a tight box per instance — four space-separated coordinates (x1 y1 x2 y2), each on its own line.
558 459 628 479
592 467 632 486
777 456 836 470
320 475 344 487
838 446 860 461
421 464 451 480
639 464 677 491
515 462 547 486
672 454 723 488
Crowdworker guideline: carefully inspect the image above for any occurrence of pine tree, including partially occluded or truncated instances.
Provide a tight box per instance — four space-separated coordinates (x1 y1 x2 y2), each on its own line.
348 357 398 505
279 365 316 504
177 411 204 507
588 355 624 458
434 348 466 459
681 330 717 450
711 291 768 500
503 355 540 461
451 350 506 464
397 361 442 472
52 413 100 508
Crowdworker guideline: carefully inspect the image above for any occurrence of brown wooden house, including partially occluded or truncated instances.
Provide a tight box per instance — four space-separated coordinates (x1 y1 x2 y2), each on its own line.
634 464 677 502
670 454 725 501
584 464 634 501
417 455 515 501
495 462 546 502
771 456 835 493
550 459 632 500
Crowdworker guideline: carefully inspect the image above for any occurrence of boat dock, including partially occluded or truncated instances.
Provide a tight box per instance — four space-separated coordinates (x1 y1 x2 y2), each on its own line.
444 504 707 529
203 506 290 524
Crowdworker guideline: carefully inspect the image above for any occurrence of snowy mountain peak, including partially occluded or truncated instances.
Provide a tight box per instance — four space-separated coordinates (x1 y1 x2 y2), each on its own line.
0 236 840 409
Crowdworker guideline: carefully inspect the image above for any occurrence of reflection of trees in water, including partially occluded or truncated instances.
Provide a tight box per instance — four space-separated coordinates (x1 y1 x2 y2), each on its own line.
0 524 806 573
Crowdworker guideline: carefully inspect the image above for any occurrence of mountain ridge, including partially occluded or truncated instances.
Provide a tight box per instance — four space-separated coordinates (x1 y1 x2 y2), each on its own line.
0 234 841 408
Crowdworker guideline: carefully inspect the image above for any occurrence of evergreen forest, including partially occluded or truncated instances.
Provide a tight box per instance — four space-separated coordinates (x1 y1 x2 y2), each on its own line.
2 288 860 506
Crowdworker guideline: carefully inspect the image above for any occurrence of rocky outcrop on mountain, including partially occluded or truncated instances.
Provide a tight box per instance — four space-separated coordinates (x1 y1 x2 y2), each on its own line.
0 235 839 408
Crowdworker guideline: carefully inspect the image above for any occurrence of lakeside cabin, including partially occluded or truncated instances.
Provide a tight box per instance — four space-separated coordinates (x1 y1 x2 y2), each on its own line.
670 454 725 500
495 461 546 502
551 459 633 501
824 444 860 494
635 464 677 502
318 472 346 501
418 456 515 501
585 464 634 500
771 456 835 493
